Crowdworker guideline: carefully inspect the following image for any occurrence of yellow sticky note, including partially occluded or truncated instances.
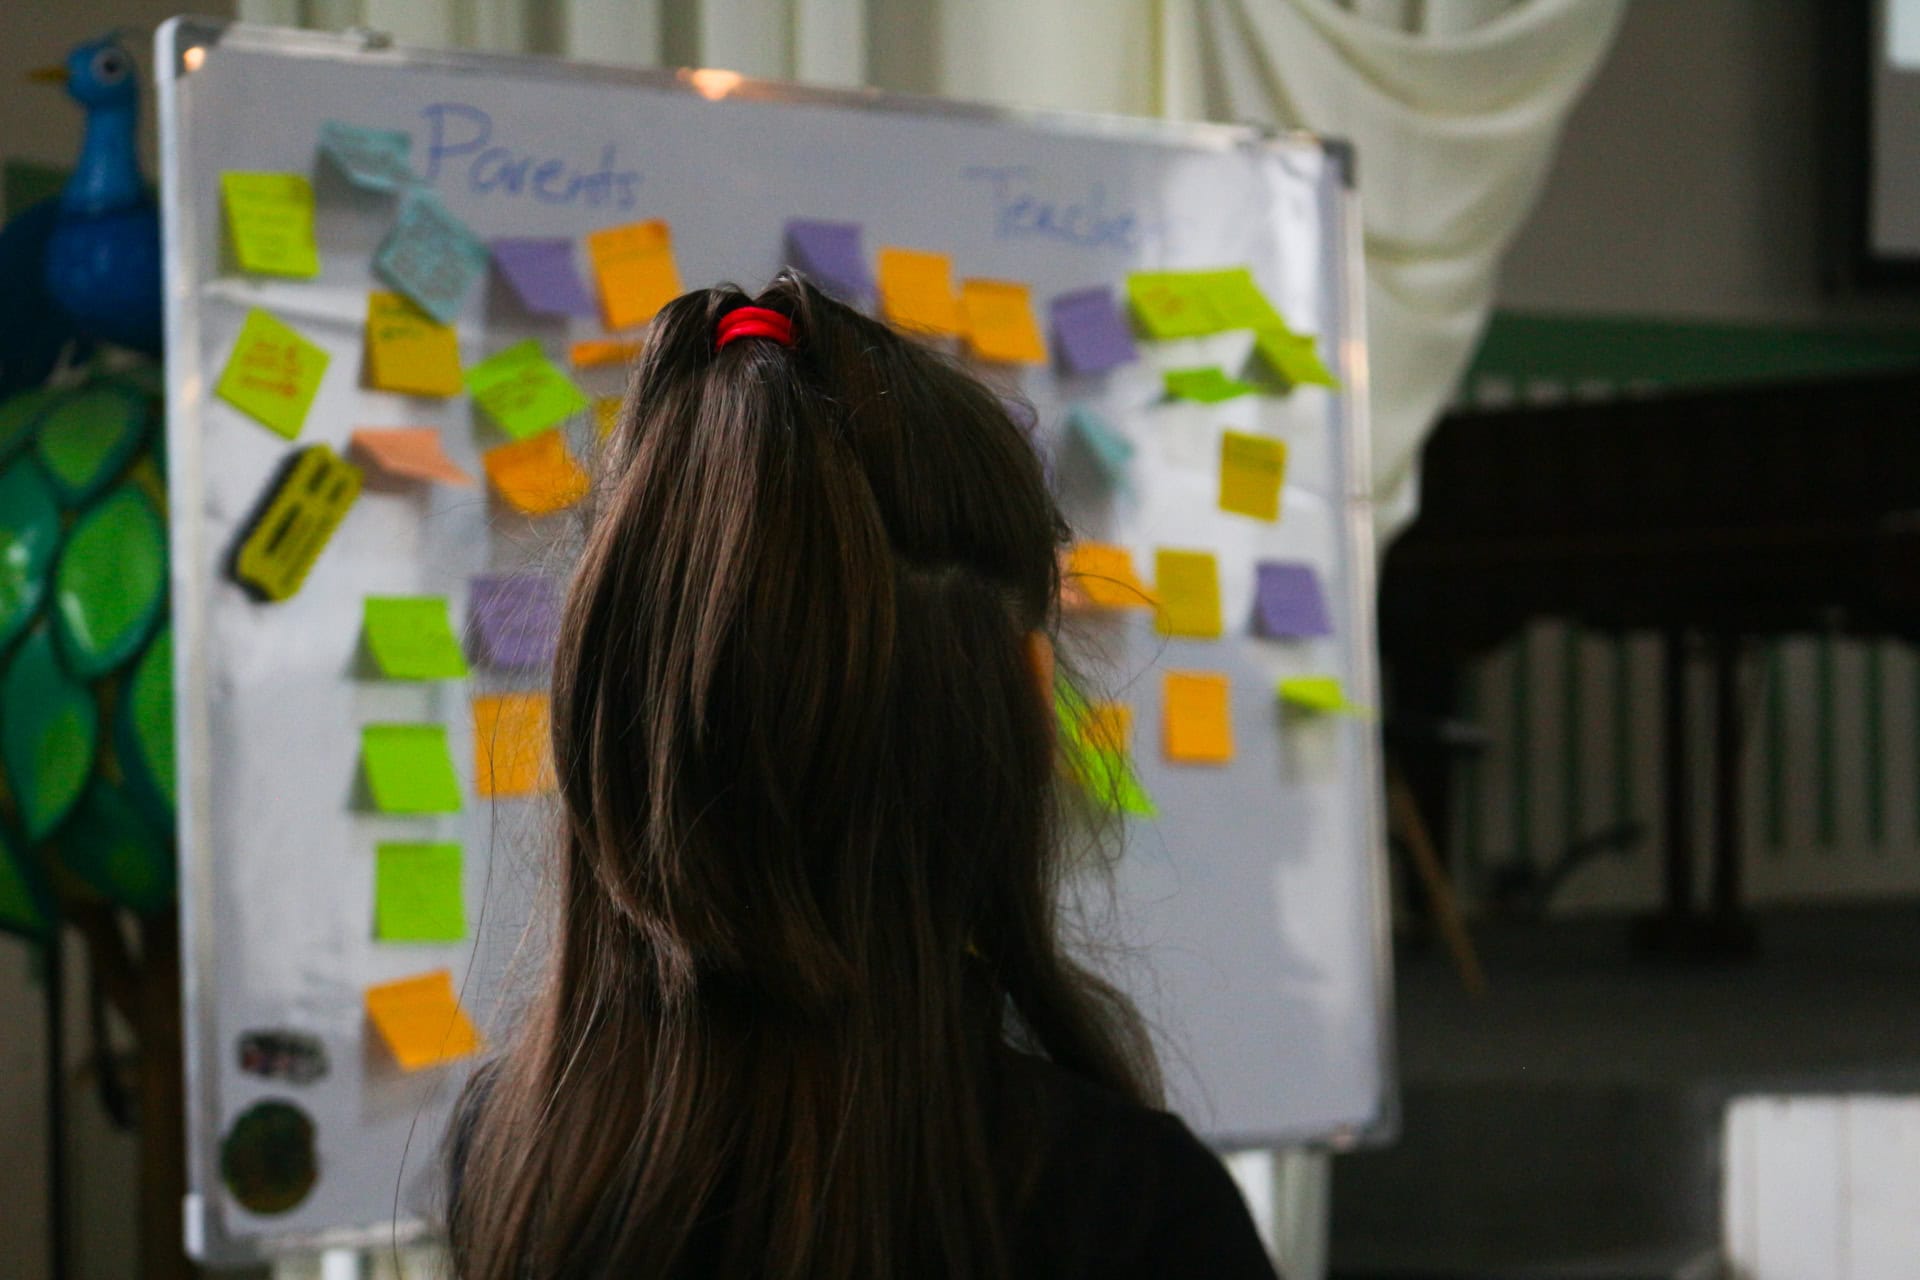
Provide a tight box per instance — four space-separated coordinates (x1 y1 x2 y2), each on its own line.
1278 676 1369 717
365 970 482 1071
483 430 589 516
959 279 1047 364
365 291 462 397
350 427 472 486
1218 431 1288 522
220 172 320 278
586 220 681 330
216 308 330 440
1153 549 1222 639
594 396 622 440
1063 543 1155 611
1163 671 1234 765
570 339 641 369
876 248 960 336
473 692 554 797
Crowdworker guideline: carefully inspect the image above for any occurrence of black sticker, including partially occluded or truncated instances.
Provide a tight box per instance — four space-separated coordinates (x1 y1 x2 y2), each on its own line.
237 1028 330 1085
220 1099 318 1216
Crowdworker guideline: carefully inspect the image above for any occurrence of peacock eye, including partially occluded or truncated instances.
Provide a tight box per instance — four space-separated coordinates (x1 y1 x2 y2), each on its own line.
91 50 128 83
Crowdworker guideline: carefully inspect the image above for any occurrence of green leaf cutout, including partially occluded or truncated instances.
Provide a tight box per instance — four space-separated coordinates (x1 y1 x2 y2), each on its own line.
117 625 175 827
0 460 61 654
34 381 153 507
0 386 60 469
0 824 54 939
54 779 174 915
1 626 98 840
52 485 166 680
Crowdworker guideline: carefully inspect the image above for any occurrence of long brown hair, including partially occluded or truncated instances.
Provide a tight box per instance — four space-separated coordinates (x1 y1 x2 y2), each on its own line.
447 272 1158 1279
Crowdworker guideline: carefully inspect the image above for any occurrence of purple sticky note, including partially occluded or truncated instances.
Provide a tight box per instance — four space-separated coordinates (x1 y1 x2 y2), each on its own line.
489 238 599 318
1253 562 1333 639
785 220 872 302
468 574 561 670
1050 287 1138 375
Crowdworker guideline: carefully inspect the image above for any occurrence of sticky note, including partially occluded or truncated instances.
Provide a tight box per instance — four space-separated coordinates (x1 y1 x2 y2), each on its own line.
1050 286 1137 374
1254 562 1332 638
491 238 599 318
1083 702 1133 754
375 189 489 324
216 308 330 440
468 574 560 670
1126 268 1281 338
593 396 622 440
876 247 960 336
361 724 462 814
1196 268 1285 330
483 431 589 516
1278 676 1368 717
1153 549 1222 639
960 279 1048 364
1218 431 1288 521
474 693 553 797
350 427 472 486
1063 543 1154 611
220 172 320 278
230 445 361 602
365 970 481 1071
365 291 462 397
586 220 682 330
571 340 640 370
1255 328 1341 389
318 120 414 192
374 842 465 943
363 596 470 680
1055 689 1154 817
1163 671 1233 765
1066 405 1134 492
785 219 872 302
1164 367 1258 404
467 340 589 440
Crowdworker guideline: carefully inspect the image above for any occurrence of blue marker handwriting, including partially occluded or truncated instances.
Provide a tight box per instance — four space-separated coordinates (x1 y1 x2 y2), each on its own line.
963 166 1144 252
421 103 641 210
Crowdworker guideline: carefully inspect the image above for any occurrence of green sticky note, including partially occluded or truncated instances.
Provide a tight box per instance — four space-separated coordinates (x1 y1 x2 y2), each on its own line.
216 309 330 440
364 596 469 680
466 340 589 440
1195 268 1284 331
1127 270 1222 338
1277 676 1369 717
221 172 321 278
1164 366 1258 404
375 842 466 942
361 724 462 814
1255 328 1341 390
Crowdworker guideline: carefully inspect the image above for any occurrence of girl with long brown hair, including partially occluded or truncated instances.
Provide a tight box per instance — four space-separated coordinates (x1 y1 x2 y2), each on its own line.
446 272 1277 1279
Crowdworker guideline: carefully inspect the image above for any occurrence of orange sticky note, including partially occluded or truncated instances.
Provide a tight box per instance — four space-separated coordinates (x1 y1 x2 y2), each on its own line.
960 279 1047 363
365 291 462 397
1163 671 1233 765
1218 431 1287 522
473 692 554 797
483 430 589 516
570 338 641 369
1084 702 1132 754
586 220 681 330
1063 543 1154 611
593 396 622 440
350 427 472 486
1153 549 1222 638
876 247 960 336
364 969 482 1071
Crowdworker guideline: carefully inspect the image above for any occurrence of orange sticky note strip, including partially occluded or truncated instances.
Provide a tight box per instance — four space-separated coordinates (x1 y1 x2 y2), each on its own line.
586 220 681 330
474 692 555 797
350 427 472 486
1163 671 1233 765
960 279 1047 364
1084 702 1132 754
876 247 960 336
1063 543 1154 611
1153 549 1222 638
364 969 482 1071
1218 431 1287 521
570 338 641 369
365 291 462 397
593 396 622 441
483 430 589 516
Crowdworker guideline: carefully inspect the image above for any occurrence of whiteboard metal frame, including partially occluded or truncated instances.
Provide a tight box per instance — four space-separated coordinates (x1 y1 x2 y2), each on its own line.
158 15 1395 1263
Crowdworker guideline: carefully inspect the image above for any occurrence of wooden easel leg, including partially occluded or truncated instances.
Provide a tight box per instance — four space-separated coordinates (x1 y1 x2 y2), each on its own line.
1387 763 1487 997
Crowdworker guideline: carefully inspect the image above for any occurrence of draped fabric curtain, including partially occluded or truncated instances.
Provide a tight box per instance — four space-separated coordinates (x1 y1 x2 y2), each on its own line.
238 0 1623 534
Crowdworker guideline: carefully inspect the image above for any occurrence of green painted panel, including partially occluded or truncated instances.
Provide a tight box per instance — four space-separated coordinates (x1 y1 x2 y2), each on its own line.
54 779 172 915
52 485 165 680
117 625 175 825
33 381 152 507
0 625 97 840
0 460 61 653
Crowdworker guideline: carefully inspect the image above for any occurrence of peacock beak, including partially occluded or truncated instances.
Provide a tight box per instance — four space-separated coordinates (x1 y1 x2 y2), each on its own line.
27 66 70 86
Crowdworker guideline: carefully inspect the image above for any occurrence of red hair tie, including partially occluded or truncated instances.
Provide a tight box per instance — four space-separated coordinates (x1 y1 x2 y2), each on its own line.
715 306 795 351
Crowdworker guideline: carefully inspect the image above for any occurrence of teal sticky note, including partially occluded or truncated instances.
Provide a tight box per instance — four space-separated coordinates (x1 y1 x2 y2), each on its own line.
375 189 488 324
318 120 414 192
1067 404 1134 492
361 724 462 814
1164 366 1258 404
363 596 469 680
374 841 465 941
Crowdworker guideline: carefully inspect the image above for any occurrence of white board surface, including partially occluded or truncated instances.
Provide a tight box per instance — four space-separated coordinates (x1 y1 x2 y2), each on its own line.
158 18 1392 1264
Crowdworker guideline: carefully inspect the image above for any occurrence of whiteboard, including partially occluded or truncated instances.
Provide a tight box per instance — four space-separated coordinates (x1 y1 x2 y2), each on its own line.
158 17 1393 1265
